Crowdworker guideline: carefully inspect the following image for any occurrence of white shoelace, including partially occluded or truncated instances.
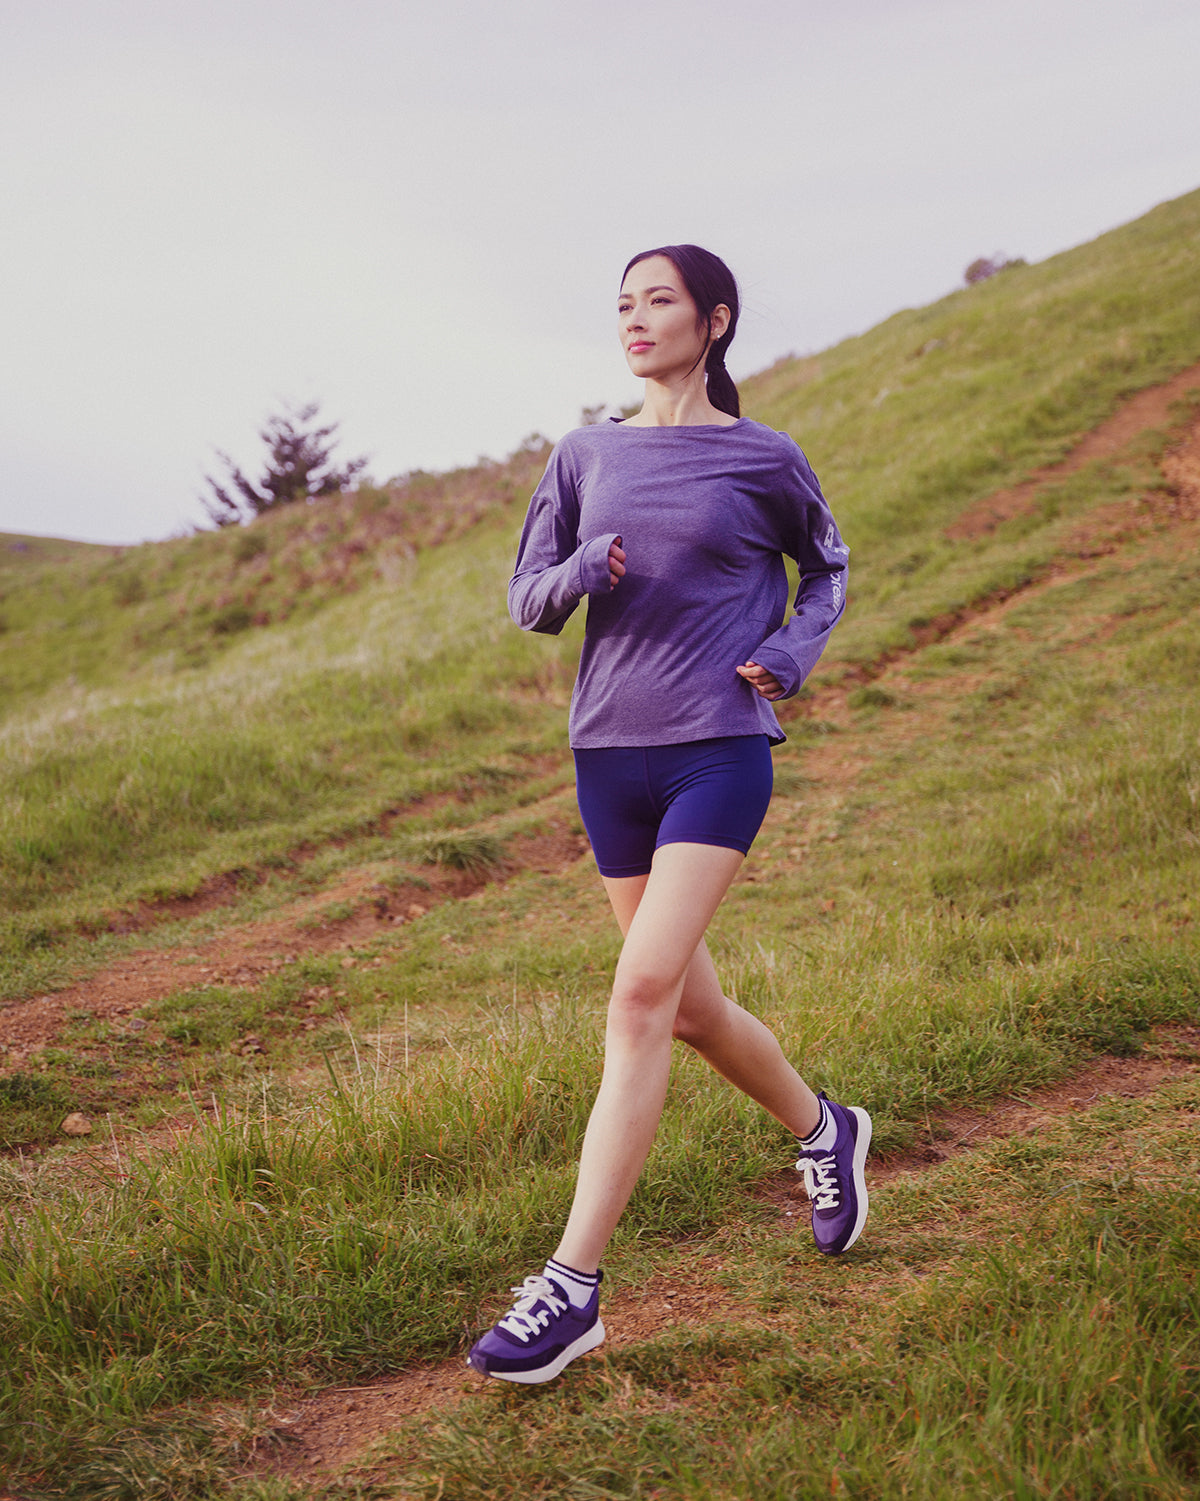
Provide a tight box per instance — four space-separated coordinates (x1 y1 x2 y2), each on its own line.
797 1153 841 1211
496 1275 568 1344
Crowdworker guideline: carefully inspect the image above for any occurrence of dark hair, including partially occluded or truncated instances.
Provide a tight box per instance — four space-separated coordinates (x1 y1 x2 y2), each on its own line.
621 244 741 417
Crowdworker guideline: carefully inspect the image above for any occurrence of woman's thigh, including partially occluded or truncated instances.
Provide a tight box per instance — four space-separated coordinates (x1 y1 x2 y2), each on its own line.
610 842 745 1000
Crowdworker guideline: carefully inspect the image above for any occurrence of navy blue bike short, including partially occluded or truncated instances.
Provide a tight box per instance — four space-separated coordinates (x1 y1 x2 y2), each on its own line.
573 735 773 879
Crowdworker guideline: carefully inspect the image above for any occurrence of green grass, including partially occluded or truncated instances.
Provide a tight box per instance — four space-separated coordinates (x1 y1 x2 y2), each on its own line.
404 1083 1200 1500
2 909 1196 1489
0 517 578 980
1 188 1199 1496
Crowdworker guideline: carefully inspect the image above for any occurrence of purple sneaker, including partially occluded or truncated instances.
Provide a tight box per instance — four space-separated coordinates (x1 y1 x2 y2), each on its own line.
795 1093 871 1255
467 1272 605 1384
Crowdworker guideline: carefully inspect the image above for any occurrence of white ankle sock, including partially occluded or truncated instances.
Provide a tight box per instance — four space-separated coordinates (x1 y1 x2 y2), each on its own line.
544 1258 600 1309
799 1096 837 1153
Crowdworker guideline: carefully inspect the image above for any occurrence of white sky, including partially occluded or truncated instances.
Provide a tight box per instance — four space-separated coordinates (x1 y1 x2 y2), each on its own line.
1 0 1198 545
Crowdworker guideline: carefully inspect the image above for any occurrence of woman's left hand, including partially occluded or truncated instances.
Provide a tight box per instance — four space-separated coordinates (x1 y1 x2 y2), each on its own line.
736 660 785 700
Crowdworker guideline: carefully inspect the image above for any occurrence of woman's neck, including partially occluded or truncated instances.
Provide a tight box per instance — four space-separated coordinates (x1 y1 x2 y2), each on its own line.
622 375 738 428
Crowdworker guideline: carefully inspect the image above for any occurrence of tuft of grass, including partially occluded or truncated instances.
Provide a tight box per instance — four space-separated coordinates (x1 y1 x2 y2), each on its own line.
0 1071 71 1151
407 830 508 875
847 683 897 710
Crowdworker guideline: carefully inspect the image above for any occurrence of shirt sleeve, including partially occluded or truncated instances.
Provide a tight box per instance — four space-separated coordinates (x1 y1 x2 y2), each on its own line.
748 441 849 698
507 440 619 635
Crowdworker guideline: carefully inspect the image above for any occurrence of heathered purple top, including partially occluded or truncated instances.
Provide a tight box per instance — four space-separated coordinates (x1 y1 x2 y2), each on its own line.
508 417 848 749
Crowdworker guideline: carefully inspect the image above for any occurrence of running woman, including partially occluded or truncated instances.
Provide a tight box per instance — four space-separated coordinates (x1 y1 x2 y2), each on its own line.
467 245 869 1384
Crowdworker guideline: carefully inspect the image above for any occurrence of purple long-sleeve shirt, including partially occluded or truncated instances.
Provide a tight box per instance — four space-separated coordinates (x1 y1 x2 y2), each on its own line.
508 417 848 748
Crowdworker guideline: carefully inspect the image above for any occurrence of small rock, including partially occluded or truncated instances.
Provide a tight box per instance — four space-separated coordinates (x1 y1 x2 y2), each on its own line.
61 1113 92 1137
407 903 427 920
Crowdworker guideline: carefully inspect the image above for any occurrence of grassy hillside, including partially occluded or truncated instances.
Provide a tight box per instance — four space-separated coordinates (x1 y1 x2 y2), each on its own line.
1 189 1198 1498
4 190 1199 985
744 187 1200 664
0 446 566 978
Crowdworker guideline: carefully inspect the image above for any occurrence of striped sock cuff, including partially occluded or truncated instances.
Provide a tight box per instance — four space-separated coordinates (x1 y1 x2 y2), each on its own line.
545 1258 601 1309
799 1096 837 1152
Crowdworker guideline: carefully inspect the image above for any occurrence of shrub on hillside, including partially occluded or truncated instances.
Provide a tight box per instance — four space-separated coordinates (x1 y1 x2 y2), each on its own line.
965 254 1027 285
202 402 368 527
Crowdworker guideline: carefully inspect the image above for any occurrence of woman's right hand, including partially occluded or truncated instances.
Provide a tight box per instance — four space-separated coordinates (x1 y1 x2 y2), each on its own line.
608 537 626 590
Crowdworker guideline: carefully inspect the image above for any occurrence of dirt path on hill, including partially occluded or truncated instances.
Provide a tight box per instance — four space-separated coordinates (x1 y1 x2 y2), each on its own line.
788 366 1200 787
243 1021 1200 1486
0 820 584 1067
946 360 1200 539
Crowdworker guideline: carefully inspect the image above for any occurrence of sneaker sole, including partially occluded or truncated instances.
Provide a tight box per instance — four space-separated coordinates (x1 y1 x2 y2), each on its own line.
836 1106 872 1254
468 1317 606 1384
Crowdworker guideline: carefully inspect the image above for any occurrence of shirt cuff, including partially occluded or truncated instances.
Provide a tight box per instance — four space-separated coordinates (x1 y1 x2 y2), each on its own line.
747 645 800 699
577 533 620 595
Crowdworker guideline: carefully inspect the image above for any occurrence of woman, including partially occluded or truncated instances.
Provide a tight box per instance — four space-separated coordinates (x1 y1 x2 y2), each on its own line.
468 245 869 1384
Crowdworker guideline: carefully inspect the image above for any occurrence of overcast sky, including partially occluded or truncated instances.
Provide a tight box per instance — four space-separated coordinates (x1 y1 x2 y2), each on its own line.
2 0 1198 546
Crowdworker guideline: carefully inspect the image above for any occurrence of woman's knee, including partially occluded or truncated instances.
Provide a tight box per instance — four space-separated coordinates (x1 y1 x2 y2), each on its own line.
671 992 728 1049
608 968 680 1035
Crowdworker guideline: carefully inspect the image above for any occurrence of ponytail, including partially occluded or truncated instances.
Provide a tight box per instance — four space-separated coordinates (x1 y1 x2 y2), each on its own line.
623 243 742 418
705 350 741 418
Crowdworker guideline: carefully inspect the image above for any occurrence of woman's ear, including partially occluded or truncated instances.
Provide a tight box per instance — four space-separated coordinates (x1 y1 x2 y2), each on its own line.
709 303 732 342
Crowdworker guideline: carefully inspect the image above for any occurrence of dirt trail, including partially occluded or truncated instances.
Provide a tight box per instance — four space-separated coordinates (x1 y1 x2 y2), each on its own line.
0 820 584 1065
946 360 1200 539
246 1023 1200 1485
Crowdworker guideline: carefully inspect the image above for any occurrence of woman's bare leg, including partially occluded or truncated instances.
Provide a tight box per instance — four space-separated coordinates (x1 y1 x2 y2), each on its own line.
673 940 822 1135
602 868 821 1137
553 841 822 1274
552 842 744 1272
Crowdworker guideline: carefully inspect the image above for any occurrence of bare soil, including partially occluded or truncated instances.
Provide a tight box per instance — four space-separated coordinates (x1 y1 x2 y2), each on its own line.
0 821 584 1067
946 361 1200 539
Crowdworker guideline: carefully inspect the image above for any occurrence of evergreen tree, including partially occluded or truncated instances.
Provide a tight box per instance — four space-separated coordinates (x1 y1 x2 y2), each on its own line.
203 402 368 526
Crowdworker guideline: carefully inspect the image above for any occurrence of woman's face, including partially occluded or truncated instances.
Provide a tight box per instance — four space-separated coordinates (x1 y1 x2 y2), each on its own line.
618 255 717 382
